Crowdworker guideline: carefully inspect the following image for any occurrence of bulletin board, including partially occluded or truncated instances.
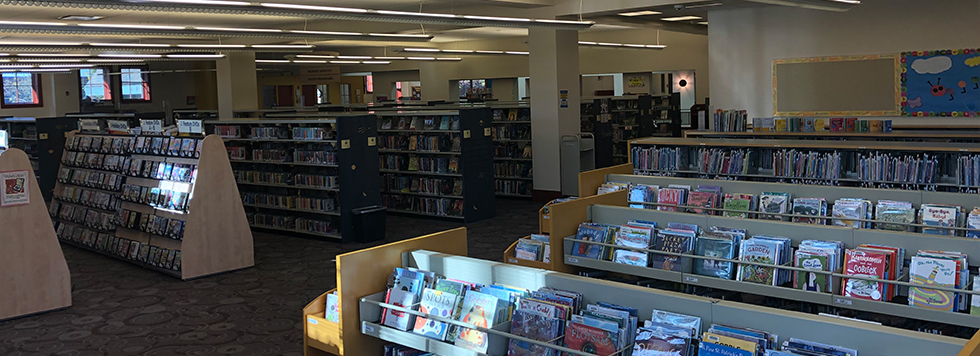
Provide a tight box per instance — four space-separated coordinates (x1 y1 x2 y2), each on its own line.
900 49 980 117
773 54 901 117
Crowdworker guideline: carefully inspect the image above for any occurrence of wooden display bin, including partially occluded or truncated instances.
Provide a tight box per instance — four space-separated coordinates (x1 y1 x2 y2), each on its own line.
503 236 553 270
303 228 469 356
577 163 633 198
303 289 341 356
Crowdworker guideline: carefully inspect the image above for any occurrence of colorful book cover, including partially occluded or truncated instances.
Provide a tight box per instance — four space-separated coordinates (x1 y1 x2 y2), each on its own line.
972 275 980 315
794 250 829 293
564 322 618 356
920 204 958 236
830 118 844 132
841 250 887 301
688 191 717 215
518 298 567 320
652 231 694 272
694 237 736 280
736 239 779 286
967 208 980 238
657 188 684 212
572 225 609 260
382 288 418 331
633 323 691 356
324 292 340 323
792 198 825 224
875 200 915 231
758 192 789 221
722 194 752 218
507 309 561 356
699 341 753 356
413 288 461 340
909 256 958 312
613 250 647 267
629 184 658 209
455 292 502 353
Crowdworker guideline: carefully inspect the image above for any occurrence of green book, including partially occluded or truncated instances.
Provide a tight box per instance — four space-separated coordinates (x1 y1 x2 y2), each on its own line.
794 250 829 293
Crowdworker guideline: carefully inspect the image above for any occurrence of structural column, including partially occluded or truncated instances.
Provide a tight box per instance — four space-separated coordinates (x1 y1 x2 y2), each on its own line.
216 52 259 119
529 28 580 200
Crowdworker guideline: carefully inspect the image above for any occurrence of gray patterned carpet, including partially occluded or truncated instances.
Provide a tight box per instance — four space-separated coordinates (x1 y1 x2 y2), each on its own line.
0 198 542 356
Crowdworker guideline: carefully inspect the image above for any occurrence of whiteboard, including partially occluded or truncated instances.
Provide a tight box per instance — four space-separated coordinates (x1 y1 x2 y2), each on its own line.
773 54 900 117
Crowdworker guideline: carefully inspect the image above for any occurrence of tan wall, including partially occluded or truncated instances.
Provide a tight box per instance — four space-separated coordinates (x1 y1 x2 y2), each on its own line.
709 0 980 126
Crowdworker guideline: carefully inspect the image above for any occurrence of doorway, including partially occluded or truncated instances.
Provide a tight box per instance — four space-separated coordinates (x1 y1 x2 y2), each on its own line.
276 85 294 107
340 84 351 106
301 85 317 107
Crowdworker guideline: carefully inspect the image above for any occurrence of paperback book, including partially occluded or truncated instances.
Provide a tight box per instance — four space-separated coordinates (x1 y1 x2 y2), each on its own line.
412 288 461 340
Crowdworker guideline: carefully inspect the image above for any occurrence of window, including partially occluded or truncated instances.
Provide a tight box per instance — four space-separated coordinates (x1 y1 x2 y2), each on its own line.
458 79 490 99
365 75 373 94
1 72 42 108
316 84 329 104
79 67 112 103
120 67 151 101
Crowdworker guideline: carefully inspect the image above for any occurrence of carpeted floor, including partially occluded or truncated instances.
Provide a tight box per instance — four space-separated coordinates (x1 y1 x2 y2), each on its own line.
0 198 543 356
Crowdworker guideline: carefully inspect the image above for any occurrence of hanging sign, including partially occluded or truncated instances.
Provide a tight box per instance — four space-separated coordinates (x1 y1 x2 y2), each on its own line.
0 170 30 207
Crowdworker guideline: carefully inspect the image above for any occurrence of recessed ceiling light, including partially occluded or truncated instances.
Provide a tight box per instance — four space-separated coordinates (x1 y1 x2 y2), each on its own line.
362 61 391 65
58 15 105 21
618 10 662 17
295 55 337 59
0 20 67 26
698 21 708 25
660 16 702 21
90 42 172 47
98 54 163 58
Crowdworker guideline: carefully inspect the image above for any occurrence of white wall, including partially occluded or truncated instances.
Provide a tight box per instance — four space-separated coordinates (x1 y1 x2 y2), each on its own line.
709 0 980 126
581 75 616 96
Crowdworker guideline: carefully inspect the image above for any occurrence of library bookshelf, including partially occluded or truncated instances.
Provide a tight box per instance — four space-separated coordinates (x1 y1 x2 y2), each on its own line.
0 117 77 200
489 104 533 198
377 109 495 223
582 94 679 166
51 130 254 280
683 130 980 142
205 115 380 243
350 245 968 355
302 228 468 356
629 137 980 192
0 148 71 320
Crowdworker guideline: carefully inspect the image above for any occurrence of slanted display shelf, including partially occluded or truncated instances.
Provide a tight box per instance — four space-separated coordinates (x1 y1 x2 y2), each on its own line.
50 122 254 280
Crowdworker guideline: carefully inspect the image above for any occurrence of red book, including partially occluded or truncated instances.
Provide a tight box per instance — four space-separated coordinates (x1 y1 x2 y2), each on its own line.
842 249 888 301
687 191 716 215
563 322 618 356
657 188 683 212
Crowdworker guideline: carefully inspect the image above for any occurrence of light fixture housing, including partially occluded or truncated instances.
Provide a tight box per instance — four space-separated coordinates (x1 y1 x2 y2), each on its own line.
617 10 662 17
742 0 858 11
660 16 702 21
578 41 666 50
0 0 594 30
0 22 433 42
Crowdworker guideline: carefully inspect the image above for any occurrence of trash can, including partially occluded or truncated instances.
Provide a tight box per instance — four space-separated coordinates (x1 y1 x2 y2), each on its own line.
351 205 387 243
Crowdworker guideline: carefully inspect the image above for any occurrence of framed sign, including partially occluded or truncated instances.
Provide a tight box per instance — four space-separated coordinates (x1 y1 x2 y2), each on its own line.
1 170 30 206
900 48 980 117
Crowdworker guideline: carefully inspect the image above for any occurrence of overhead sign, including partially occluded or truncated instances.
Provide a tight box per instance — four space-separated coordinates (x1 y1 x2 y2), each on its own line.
300 66 341 83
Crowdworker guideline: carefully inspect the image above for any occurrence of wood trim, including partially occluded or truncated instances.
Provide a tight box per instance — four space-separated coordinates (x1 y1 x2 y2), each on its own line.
304 289 340 356
0 148 71 320
578 163 633 198
629 137 980 152
503 236 555 270
335 227 468 356
958 330 980 356
181 134 255 279
547 190 628 273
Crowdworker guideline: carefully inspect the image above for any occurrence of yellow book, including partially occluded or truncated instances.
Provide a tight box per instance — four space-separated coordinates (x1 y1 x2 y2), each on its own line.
814 118 826 131
703 332 758 355
774 118 787 132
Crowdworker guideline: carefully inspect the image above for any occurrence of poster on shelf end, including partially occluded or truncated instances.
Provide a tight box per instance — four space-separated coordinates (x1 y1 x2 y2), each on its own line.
0 170 30 207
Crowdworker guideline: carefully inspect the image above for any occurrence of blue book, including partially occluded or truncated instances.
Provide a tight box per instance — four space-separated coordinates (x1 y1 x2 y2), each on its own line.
699 341 753 356
572 224 608 259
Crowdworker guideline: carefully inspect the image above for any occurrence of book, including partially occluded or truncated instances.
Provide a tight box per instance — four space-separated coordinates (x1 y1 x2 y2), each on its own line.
382 288 418 331
722 194 753 218
875 200 914 231
412 288 461 340
967 207 980 238
736 239 780 286
652 230 695 272
455 291 504 353
565 322 618 356
572 224 609 260
633 323 691 356
793 249 829 293
657 187 685 212
324 292 340 323
909 256 958 312
792 198 826 224
920 204 959 236
628 184 657 209
699 341 752 356
688 191 717 215
758 192 789 221
694 236 737 280
507 309 561 356
841 249 887 301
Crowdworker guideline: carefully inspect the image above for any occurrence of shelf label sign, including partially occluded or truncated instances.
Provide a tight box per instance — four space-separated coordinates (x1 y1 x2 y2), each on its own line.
362 324 375 334
108 120 130 134
0 170 30 207
307 317 318 325
341 139 351 149
833 297 853 306
463 130 471 139
566 257 579 263
177 119 203 134
78 119 100 132
141 119 163 133
367 137 376 147
683 276 699 283
484 127 491 137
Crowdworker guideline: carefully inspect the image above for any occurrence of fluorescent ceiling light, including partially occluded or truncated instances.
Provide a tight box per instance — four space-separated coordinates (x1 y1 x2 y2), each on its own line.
295 55 336 59
505 51 529 55
660 16 702 21
90 43 173 47
145 0 250 5
698 21 708 25
178 44 246 48
436 58 462 61
15 53 89 57
78 23 186 30
743 0 857 11
476 50 504 54
597 42 621 46
0 53 7 56
86 59 145 63
361 61 390 65
534 19 589 24
255 59 290 63
58 15 105 21
19 59 84 62
22 68 73 72
462 15 532 22
99 54 163 58
260 3 369 13
251 44 314 48
167 54 225 58
368 33 430 38
442 50 474 53
0 65 33 68
578 41 597 45
376 57 405 60
0 20 67 26
646 45 667 49
618 10 662 16
329 60 360 64
293 60 326 63
407 57 435 61
196 26 283 33
684 3 723 9
38 64 94 68
337 56 371 59
0 41 83 46
289 30 360 36
579 41 666 50
374 10 456 18
404 48 439 52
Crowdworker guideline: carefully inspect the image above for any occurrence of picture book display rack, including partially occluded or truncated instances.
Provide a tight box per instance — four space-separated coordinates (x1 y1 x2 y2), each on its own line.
377 109 495 223
302 228 468 356
629 137 980 192
0 148 71 320
356 247 968 356
563 172 980 330
205 115 381 243
489 104 533 198
51 129 254 280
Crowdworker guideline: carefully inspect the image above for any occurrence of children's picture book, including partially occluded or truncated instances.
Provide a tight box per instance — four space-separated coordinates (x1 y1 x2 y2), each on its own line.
699 341 752 356
875 200 915 231
656 187 685 212
966 207 980 238
793 250 829 293
687 191 717 215
572 224 609 260
628 184 657 209
920 204 959 236
909 256 958 312
632 323 691 356
382 288 418 331
507 309 561 356
841 249 887 301
736 239 780 286
722 193 753 218
324 292 340 323
455 292 503 353
412 288 461 340
792 198 826 224
652 230 694 272
565 322 618 356
694 236 736 280
758 192 789 221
